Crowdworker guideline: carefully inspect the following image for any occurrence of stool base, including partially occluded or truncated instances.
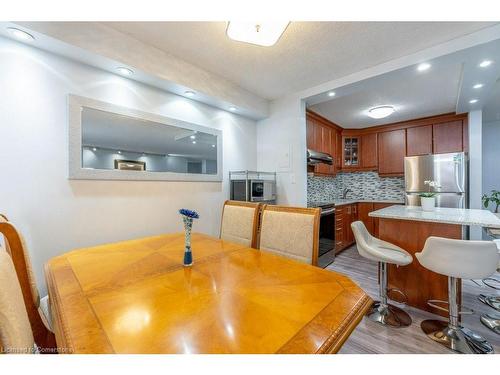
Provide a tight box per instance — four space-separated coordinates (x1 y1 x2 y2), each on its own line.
367 301 412 327
478 294 500 312
421 319 494 354
480 313 500 335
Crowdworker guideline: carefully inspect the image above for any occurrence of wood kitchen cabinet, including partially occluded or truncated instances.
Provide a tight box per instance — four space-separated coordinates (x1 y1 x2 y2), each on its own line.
433 120 463 154
335 204 358 253
342 137 360 169
360 133 377 169
306 111 340 176
406 125 432 156
377 129 406 176
357 202 375 234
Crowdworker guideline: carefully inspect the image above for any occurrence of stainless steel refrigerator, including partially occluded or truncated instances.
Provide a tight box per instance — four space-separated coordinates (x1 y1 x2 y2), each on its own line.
404 152 467 208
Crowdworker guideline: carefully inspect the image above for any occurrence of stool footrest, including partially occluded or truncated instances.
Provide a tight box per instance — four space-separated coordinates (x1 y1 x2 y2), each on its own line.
387 287 408 304
427 300 474 315
482 277 500 290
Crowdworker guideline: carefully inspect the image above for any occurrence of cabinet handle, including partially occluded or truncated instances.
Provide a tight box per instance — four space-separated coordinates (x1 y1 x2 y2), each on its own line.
347 207 351 214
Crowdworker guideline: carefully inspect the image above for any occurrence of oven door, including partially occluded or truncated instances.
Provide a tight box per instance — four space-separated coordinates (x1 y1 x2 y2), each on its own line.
318 208 335 257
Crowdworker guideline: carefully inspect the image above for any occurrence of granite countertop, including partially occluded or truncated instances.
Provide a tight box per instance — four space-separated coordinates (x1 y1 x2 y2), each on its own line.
369 205 500 228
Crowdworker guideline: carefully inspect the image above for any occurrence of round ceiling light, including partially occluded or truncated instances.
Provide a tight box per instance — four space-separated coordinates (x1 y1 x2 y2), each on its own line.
7 27 35 41
469 99 478 104
479 60 493 68
417 62 431 72
328 91 336 97
116 67 134 76
367 105 396 119
473 83 484 89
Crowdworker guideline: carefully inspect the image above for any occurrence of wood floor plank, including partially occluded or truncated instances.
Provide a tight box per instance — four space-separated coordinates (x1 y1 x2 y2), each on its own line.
326 245 500 354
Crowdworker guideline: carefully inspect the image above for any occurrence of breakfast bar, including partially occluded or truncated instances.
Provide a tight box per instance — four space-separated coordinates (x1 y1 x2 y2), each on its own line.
369 205 500 316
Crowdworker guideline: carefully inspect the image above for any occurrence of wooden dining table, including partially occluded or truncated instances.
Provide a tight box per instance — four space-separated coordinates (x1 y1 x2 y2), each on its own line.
45 232 371 354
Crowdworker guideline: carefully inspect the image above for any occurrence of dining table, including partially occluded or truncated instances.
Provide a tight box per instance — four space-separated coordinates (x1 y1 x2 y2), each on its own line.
45 232 372 354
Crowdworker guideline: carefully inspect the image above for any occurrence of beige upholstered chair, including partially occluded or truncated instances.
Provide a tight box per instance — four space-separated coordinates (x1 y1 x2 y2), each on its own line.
0 249 36 354
220 201 261 248
0 215 55 350
259 205 320 265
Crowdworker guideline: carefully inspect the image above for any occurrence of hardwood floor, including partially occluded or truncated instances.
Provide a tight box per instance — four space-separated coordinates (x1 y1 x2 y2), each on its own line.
327 245 500 354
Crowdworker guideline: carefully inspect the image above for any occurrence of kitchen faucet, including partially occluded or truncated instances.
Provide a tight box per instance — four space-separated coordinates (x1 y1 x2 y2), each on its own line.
342 188 352 199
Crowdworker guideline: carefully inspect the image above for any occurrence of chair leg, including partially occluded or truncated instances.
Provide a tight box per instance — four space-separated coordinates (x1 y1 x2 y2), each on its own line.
421 277 494 354
366 262 412 328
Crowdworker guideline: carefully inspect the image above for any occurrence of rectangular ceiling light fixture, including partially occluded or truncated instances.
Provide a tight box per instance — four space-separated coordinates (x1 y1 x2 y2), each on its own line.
226 21 290 47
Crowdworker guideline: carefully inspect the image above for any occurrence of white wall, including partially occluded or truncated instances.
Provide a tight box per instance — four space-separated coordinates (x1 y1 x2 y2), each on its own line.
482 120 500 209
0 37 257 294
468 110 483 240
256 96 307 206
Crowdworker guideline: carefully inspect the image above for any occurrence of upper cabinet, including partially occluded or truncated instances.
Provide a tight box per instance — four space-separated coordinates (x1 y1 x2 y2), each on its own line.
433 120 463 154
378 129 406 176
307 111 467 176
360 133 377 169
342 136 360 169
406 125 432 156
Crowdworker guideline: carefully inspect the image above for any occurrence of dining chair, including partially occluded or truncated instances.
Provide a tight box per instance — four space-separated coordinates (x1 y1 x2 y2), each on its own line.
258 205 320 265
0 215 55 350
220 200 262 248
0 249 36 354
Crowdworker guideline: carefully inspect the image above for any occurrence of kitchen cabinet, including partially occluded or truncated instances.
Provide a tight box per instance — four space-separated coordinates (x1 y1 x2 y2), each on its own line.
433 120 463 154
335 204 358 252
406 125 432 156
342 137 360 168
357 202 375 235
360 133 377 169
306 113 338 176
378 129 406 176
373 202 399 237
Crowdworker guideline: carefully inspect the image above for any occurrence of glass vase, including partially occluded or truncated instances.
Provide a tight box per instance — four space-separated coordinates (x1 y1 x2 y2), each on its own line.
182 216 193 266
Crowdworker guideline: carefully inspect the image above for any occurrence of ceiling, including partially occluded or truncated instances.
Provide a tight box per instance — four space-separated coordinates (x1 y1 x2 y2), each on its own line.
309 38 500 128
103 22 496 100
82 108 218 160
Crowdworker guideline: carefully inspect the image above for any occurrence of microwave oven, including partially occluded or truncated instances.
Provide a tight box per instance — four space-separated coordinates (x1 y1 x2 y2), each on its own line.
230 179 276 203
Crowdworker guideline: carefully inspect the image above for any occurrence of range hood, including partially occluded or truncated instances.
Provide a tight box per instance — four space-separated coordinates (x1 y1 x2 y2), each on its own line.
307 149 333 165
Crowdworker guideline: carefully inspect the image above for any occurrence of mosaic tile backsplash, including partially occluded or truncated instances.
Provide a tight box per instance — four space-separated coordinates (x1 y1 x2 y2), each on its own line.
307 171 405 204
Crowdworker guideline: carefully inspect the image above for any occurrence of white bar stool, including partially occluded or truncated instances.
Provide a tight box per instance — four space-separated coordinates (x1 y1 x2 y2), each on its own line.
351 221 413 327
416 236 498 354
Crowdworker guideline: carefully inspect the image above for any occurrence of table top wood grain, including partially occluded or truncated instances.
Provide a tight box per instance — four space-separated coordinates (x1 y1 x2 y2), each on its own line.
45 233 371 353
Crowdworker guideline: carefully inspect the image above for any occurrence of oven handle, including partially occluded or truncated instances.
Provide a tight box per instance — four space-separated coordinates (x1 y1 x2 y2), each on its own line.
320 208 335 216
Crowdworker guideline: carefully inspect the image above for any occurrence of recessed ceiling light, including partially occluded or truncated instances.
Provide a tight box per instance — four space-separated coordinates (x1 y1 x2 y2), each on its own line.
367 105 395 119
479 60 493 68
117 150 122 154
211 144 216 148
226 21 290 47
116 67 134 76
417 63 431 72
192 141 197 144
328 91 336 97
190 135 196 139
184 90 196 97
229 106 237 112
469 99 478 104
7 27 35 41
92 147 97 152
473 83 484 89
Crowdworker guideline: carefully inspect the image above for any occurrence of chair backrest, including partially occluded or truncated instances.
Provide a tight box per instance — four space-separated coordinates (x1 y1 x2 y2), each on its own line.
259 205 320 265
0 216 54 349
351 221 378 261
220 201 261 248
416 236 499 279
0 249 35 354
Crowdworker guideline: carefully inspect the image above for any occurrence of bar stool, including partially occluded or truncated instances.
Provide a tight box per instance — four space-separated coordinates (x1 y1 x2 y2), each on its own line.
479 239 500 334
351 221 413 327
416 237 498 354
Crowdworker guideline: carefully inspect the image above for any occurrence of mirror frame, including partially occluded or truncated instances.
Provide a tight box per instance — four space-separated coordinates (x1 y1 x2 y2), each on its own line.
68 95 223 182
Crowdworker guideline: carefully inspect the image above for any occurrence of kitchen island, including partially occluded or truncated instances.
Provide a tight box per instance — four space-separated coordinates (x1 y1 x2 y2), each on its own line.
369 205 500 316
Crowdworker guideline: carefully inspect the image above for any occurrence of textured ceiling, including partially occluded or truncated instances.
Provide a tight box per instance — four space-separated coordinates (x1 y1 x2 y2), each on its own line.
309 38 500 128
103 22 495 99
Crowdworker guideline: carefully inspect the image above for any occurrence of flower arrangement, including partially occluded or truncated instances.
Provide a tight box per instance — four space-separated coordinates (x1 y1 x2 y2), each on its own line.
179 208 200 219
179 208 200 266
482 190 500 213
419 180 441 198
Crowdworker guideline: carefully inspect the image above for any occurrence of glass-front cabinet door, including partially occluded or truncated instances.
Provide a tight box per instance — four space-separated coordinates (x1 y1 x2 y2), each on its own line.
342 137 359 168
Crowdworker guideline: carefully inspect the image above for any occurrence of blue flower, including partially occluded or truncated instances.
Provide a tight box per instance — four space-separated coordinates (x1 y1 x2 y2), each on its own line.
179 208 200 219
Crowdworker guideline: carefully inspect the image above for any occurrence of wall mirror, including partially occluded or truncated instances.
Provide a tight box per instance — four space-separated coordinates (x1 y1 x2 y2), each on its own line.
69 95 223 181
